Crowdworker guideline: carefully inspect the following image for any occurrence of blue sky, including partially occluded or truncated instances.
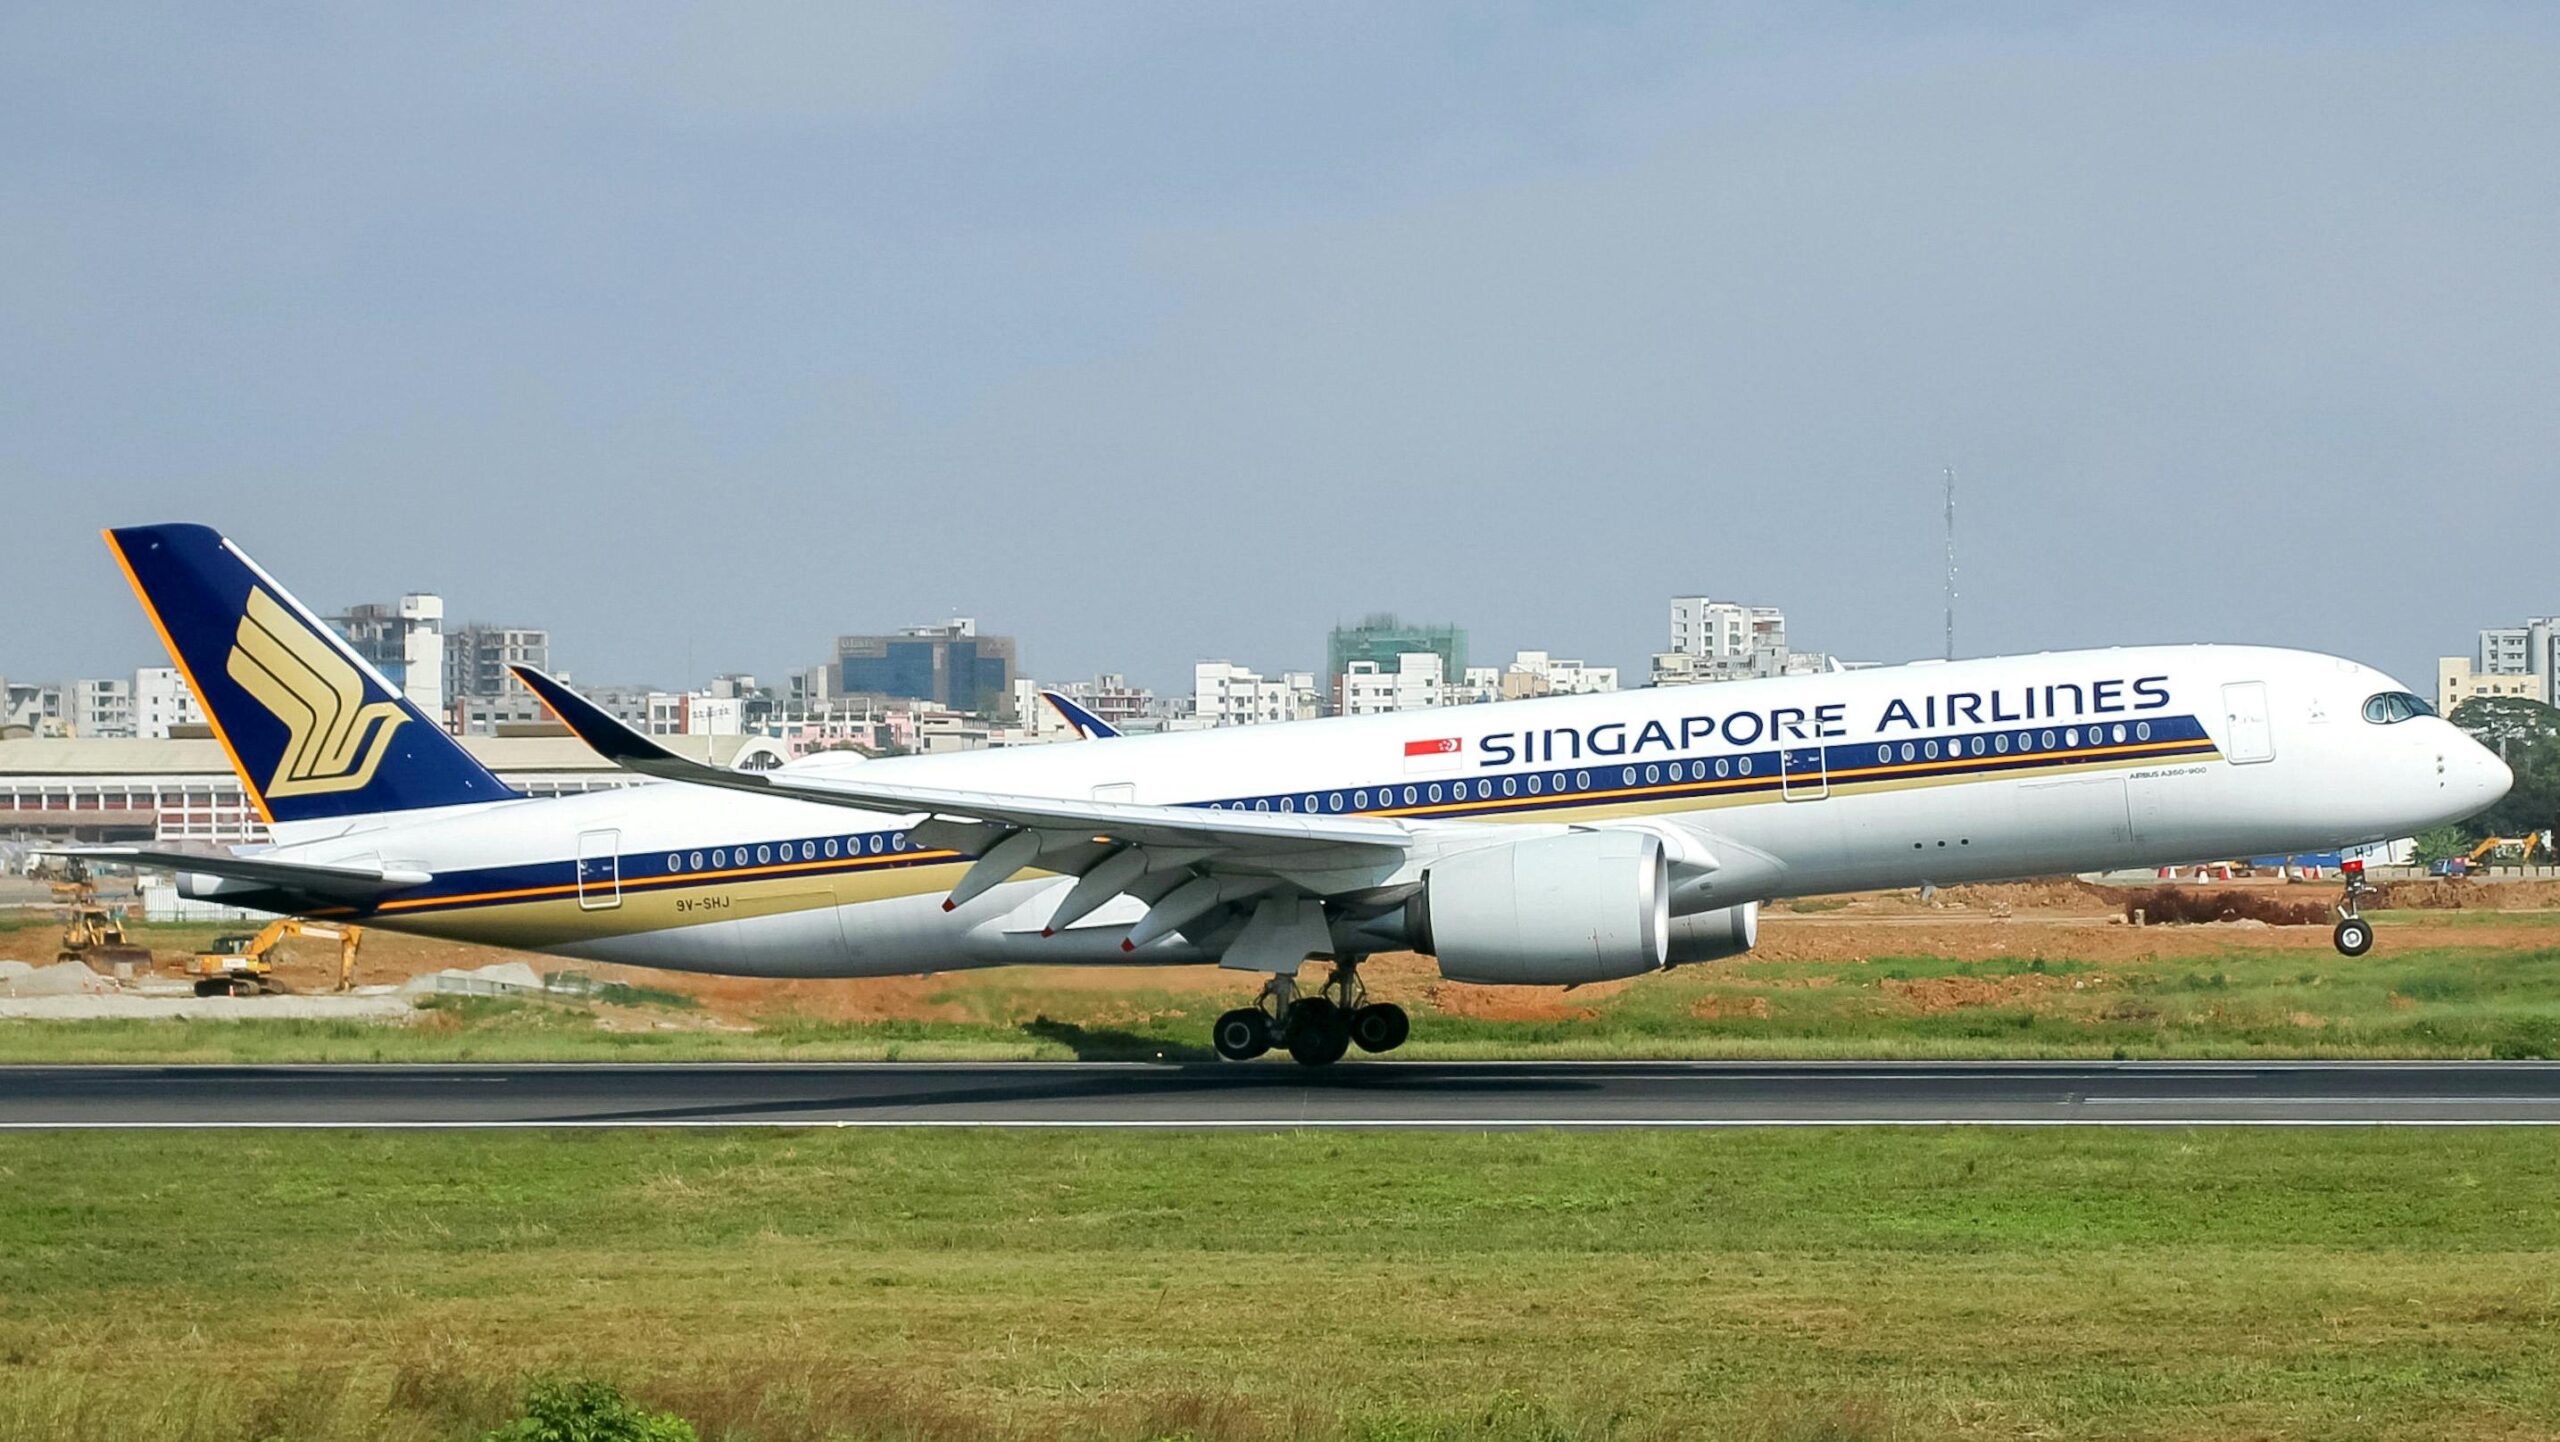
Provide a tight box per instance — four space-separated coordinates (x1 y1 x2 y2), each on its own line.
5 3 2555 694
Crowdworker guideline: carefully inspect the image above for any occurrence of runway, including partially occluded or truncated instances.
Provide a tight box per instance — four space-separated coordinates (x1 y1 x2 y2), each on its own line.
5 1060 2560 1128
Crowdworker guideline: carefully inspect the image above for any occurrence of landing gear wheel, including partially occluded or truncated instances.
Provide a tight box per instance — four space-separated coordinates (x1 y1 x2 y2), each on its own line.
1212 1007 1273 1061
1285 998 1351 1066
2333 917 2374 957
1350 1002 1409 1054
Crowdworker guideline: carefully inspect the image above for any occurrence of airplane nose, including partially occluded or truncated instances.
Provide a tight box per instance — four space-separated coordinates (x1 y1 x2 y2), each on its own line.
2471 739 2514 808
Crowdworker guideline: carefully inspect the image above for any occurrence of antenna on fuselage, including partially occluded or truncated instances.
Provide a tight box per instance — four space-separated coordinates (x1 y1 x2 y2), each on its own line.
1942 465 1958 661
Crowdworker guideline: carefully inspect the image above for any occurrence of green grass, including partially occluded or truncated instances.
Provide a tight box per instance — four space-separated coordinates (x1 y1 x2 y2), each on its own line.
16 915 2560 1065
3 1128 2558 1440
21 944 2560 1064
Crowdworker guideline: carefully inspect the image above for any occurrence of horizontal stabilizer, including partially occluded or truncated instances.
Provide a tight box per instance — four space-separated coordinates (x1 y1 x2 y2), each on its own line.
45 846 430 906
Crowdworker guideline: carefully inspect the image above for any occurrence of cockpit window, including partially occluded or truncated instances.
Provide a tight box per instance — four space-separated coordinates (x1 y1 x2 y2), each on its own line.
2361 691 2435 724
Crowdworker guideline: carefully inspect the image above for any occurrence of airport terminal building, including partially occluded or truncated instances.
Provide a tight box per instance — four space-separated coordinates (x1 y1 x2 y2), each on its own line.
0 734 788 848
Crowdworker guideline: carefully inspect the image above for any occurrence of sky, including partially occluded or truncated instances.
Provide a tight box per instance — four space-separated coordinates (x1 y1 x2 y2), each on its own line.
4 3 2556 697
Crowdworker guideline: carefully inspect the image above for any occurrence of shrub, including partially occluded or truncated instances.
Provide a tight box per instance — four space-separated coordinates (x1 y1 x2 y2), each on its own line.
482 1379 698 1442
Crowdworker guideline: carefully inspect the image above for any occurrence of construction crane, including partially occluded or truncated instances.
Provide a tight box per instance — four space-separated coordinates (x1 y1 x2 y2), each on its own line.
186 919 364 997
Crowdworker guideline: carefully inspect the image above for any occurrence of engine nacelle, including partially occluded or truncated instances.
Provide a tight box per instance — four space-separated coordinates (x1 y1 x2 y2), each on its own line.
1421 830 1668 986
1663 901 1759 965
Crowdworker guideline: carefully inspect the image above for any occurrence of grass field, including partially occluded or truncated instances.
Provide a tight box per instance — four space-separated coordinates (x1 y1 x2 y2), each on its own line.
4 1128 2558 1440
10 909 2560 1064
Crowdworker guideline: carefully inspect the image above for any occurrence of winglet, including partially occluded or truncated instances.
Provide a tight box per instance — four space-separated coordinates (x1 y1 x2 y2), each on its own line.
1040 690 1121 739
509 665 703 777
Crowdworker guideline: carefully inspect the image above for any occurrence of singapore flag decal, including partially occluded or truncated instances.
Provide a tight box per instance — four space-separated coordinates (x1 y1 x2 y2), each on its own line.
1403 736 1464 775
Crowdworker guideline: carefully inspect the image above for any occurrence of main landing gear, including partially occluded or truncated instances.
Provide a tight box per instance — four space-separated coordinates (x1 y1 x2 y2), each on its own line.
1212 962 1409 1066
2332 860 2378 958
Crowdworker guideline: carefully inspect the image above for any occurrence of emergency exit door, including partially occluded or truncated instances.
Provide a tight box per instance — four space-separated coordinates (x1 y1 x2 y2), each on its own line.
2221 682 2275 765
576 829 622 910
1781 744 1829 800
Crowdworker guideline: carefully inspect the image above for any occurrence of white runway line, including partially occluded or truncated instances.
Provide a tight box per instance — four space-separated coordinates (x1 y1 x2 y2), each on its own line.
6 1117 2560 1130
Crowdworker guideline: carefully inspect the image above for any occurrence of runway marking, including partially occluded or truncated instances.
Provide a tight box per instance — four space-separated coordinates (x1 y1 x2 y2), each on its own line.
2086 1096 2560 1106
6 1118 2560 1131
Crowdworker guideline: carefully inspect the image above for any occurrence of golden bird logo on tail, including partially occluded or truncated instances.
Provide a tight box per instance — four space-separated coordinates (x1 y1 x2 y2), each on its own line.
225 588 408 798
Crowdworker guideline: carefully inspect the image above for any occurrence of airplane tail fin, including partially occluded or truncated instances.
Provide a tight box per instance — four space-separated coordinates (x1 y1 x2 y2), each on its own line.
104 524 519 830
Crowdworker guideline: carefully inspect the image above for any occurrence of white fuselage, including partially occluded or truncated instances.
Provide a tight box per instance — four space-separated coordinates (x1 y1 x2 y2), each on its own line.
239 645 2509 980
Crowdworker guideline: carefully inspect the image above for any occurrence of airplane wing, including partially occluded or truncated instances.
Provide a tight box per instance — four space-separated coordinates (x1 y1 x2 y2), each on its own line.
43 846 430 906
512 666 1423 961
1039 690 1121 739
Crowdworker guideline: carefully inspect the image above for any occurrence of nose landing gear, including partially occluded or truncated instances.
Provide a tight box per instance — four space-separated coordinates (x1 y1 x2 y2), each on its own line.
2332 859 2378 957
1210 961 1409 1065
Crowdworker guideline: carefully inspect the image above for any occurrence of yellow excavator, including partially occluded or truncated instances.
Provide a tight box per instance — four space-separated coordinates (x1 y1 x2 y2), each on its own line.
186 919 364 997
45 859 153 970
2464 833 2547 867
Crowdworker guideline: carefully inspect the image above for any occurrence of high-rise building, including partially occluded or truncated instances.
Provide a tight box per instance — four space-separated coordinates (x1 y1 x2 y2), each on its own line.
835 618 1018 714
69 678 135 738
446 624 551 703
1193 662 1318 727
134 666 205 739
2475 618 2560 707
1452 650 1621 704
2438 658 2538 714
328 593 446 716
1058 674 1155 730
1 680 67 737
1327 615 1465 714
1656 596 1795 685
1340 653 1447 716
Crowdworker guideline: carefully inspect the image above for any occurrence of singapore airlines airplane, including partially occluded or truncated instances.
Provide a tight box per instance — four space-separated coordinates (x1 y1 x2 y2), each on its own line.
68 524 2511 1064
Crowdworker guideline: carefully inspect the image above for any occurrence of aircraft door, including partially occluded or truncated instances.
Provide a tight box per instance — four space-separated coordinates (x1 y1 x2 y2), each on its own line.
2221 682 2275 765
1781 744 1829 801
576 828 622 910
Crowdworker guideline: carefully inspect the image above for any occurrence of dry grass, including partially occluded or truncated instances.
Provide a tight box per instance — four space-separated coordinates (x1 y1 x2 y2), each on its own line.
5 1129 2560 1440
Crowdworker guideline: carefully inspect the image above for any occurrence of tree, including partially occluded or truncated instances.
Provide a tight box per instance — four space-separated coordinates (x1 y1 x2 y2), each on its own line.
2451 694 2560 753
2414 825 2472 866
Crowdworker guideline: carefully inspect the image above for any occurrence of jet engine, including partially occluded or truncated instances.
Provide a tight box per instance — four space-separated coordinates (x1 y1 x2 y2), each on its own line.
1420 830 1669 985
1664 901 1759 965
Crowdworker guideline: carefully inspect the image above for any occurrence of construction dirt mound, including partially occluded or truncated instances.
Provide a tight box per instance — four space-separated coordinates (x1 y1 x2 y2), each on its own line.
2120 887 2332 927
0 959 120 997
2377 878 2560 911
1918 878 2120 913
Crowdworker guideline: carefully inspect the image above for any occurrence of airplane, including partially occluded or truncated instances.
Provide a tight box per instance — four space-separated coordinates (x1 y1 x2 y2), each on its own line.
64 523 2512 1065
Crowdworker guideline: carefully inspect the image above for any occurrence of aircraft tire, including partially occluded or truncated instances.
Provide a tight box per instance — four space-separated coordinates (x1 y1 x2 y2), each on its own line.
1350 1002 1409 1053
1285 999 1351 1066
2332 917 2374 957
1212 1007 1273 1061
